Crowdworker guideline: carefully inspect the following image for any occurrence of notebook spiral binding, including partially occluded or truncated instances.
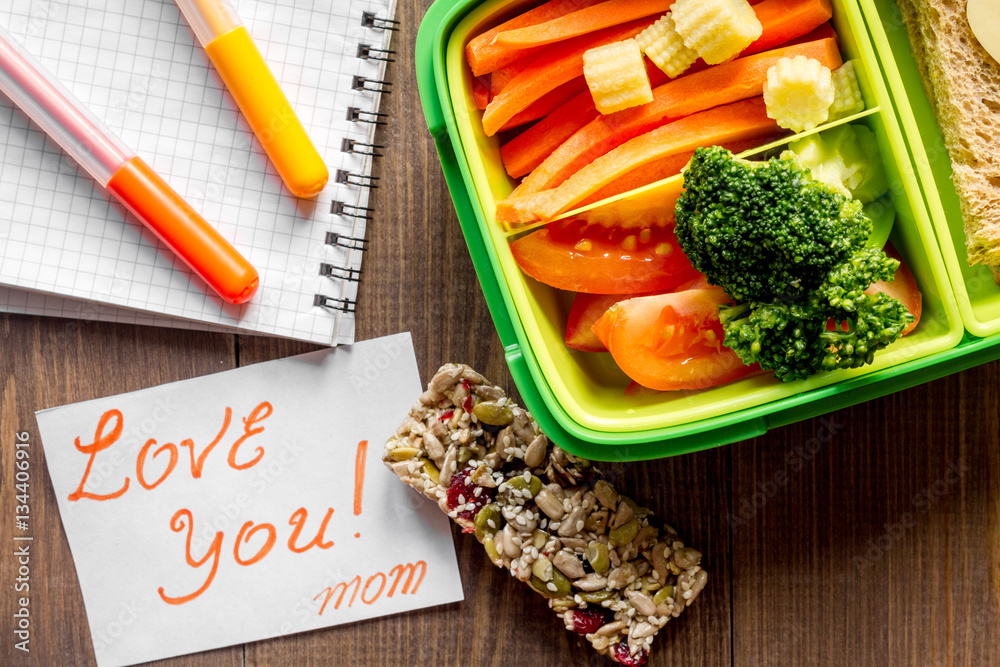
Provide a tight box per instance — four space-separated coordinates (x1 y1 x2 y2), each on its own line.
316 10 394 314
347 107 389 125
352 75 391 93
361 11 400 31
357 44 396 63
341 138 385 157
314 295 357 313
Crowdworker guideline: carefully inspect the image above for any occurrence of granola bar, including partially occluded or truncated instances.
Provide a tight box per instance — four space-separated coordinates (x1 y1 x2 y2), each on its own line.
383 364 707 665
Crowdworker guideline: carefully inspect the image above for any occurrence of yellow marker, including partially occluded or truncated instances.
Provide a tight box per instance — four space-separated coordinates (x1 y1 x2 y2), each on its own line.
175 0 329 198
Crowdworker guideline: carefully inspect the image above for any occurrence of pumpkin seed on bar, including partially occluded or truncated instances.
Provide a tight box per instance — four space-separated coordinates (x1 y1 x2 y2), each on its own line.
585 541 611 574
530 568 571 598
420 458 440 484
653 586 674 606
388 447 420 461
473 401 514 426
475 503 502 541
609 517 640 547
578 589 614 603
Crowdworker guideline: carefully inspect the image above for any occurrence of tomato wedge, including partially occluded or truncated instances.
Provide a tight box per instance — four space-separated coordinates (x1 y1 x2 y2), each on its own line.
566 292 644 352
510 220 700 294
565 277 709 352
592 288 759 391
866 243 921 335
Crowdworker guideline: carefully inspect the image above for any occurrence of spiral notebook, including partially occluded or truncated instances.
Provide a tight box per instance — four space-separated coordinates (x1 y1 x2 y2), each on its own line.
0 0 397 345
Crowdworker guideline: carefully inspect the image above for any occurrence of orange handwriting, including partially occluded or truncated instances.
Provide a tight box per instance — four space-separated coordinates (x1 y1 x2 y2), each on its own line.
68 410 129 501
314 561 427 614
68 402 272 502
288 507 335 553
353 440 367 516
159 506 335 603
158 509 222 605
136 439 178 490
234 520 277 566
228 402 272 470
181 407 232 478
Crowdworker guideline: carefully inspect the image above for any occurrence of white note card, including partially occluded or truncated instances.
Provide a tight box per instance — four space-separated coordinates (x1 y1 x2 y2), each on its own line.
35 333 463 667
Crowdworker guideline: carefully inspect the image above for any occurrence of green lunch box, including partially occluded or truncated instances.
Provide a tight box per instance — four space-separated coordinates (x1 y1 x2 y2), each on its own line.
415 0 1000 461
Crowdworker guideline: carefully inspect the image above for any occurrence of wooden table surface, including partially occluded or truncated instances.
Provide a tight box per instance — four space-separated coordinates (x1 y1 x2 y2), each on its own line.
3 1 1000 665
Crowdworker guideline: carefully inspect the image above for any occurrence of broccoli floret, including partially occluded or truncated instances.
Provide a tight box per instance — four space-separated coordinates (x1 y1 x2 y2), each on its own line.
720 247 912 381
675 146 913 382
675 145 870 303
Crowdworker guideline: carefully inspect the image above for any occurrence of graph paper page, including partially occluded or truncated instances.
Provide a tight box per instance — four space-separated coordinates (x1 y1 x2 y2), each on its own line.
0 0 396 345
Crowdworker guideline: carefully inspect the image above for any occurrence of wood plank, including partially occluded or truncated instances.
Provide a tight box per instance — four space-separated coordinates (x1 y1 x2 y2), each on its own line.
0 316 240 666
731 363 1000 665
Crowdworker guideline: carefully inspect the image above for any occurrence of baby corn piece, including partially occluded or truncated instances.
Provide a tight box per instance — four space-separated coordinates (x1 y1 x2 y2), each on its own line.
635 13 698 78
828 61 866 120
763 55 835 132
671 0 762 65
583 39 654 114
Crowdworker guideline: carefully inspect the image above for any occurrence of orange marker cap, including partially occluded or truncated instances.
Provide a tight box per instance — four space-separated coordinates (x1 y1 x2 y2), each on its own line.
106 156 259 304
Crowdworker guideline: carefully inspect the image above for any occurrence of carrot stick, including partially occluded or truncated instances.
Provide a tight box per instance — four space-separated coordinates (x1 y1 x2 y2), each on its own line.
496 191 553 228
741 0 833 57
533 96 780 220
500 90 598 177
481 19 653 137
497 56 669 177
498 137 770 227
789 21 837 45
466 0 608 76
577 136 771 206
493 0 672 51
473 75 490 110
513 37 840 195
491 60 530 98
499 78 589 131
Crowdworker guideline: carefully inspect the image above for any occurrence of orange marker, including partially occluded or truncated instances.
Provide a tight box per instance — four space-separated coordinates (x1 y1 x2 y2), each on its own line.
175 0 330 198
0 24 258 304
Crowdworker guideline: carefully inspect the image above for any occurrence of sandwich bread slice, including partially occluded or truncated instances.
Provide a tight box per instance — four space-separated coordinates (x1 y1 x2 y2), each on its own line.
897 0 1000 280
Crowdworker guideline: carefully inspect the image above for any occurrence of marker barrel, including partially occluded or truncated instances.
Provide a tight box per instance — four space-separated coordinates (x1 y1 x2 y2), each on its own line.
0 25 129 185
174 0 241 45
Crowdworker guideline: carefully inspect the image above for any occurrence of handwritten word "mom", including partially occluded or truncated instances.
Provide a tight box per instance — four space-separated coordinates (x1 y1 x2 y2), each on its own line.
67 402 273 502
314 561 426 614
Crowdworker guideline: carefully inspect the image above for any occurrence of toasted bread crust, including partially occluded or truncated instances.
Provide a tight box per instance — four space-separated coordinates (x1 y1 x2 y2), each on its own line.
897 0 1000 274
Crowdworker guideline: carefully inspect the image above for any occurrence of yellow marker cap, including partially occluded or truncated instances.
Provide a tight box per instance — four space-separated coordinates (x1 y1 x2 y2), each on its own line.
205 26 329 198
